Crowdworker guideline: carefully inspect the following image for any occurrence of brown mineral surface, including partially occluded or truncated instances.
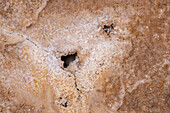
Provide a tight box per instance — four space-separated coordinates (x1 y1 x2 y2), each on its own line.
0 0 169 113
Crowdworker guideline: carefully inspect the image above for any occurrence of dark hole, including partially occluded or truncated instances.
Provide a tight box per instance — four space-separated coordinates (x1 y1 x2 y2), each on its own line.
61 52 77 68
76 88 80 91
104 25 110 28
61 101 68 107
59 97 62 100
103 23 114 35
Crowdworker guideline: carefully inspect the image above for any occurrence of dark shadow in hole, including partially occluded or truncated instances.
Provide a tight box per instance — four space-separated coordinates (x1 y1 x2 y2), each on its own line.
61 101 68 107
103 23 114 35
61 52 77 68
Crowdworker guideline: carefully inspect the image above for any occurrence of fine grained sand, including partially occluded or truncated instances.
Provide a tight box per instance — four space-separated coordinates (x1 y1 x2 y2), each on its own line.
0 0 169 113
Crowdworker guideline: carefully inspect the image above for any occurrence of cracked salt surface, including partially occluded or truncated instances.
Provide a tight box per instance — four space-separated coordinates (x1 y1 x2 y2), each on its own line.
0 1 169 112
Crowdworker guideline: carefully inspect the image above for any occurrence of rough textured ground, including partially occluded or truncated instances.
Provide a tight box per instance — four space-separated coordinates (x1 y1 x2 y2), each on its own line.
0 0 169 113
